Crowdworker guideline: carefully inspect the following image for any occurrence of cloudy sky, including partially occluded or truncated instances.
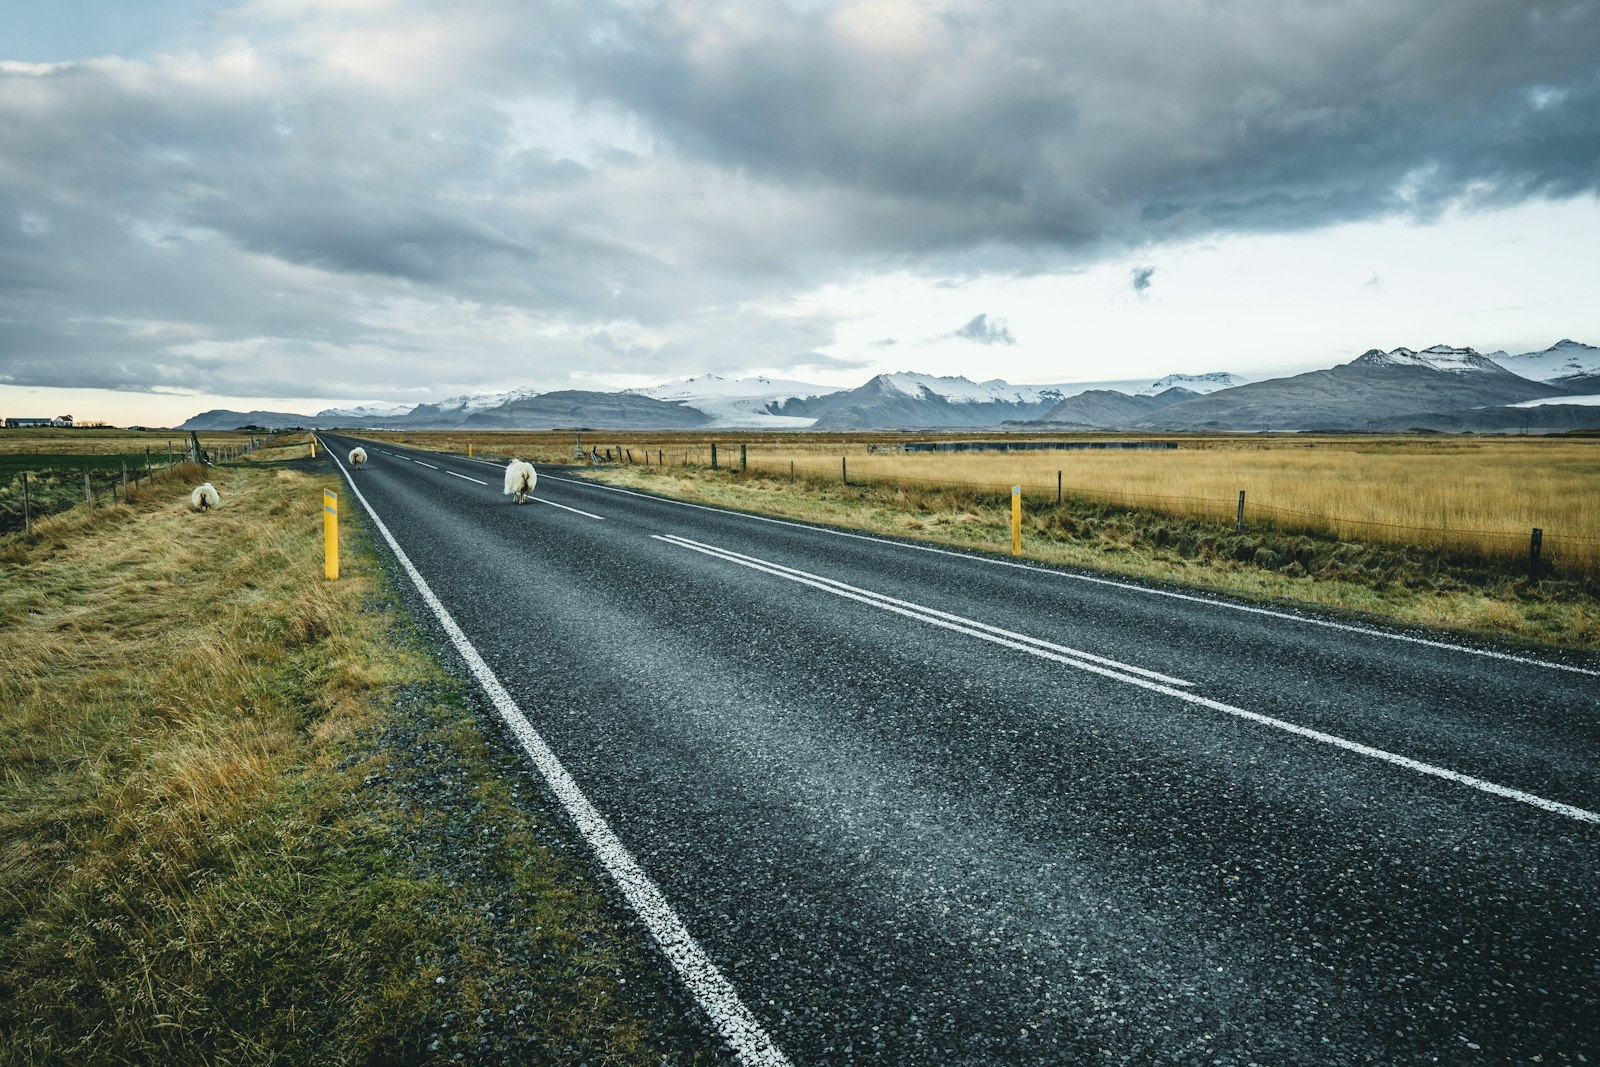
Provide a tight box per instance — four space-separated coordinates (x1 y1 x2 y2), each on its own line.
2 0 1598 424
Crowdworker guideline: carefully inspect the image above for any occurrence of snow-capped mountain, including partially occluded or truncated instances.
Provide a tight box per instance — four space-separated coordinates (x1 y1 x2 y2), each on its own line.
313 402 416 419
869 372 1070 405
432 388 543 415
181 340 1599 432
772 373 1072 429
1146 344 1564 432
1350 345 1509 374
625 374 831 428
1136 372 1245 396
1488 339 1600 385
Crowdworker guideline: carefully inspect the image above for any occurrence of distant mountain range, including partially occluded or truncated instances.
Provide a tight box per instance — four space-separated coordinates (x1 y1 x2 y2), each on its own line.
179 340 1600 433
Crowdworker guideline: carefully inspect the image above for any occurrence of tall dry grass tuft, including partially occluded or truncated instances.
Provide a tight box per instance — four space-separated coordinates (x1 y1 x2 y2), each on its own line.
1 461 679 1062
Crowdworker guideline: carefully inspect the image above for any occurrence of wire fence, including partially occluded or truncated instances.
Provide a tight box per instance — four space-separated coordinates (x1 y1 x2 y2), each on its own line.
0 437 267 537
595 446 1597 577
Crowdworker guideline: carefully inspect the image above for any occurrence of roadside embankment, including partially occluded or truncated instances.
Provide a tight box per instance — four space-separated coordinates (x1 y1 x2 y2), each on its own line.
0 458 717 1064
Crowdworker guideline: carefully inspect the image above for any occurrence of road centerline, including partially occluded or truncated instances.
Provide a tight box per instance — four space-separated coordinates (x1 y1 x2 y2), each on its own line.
548 474 1596 678
532 497 605 520
659 533 1192 686
652 532 1600 826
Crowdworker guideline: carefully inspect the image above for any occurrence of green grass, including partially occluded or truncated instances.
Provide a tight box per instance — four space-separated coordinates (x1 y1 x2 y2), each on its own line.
0 460 712 1064
0 452 167 475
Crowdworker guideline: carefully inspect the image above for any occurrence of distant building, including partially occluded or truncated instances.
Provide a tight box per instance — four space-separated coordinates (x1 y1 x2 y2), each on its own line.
4 417 54 428
53 415 73 427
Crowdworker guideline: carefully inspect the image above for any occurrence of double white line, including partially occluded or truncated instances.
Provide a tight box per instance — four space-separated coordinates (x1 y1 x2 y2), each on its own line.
655 533 1191 688
654 533 1600 825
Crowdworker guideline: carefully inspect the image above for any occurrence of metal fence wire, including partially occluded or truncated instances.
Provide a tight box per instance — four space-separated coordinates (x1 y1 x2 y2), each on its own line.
711 453 1600 576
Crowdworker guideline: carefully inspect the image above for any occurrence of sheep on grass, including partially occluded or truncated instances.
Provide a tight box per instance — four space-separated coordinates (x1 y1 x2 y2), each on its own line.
348 446 368 469
190 483 219 511
503 459 537 504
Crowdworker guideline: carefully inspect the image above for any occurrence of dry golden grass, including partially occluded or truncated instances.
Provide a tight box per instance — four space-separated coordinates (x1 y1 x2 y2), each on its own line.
366 430 1600 573
767 437 1600 572
0 427 256 458
0 458 695 1063
588 463 1600 650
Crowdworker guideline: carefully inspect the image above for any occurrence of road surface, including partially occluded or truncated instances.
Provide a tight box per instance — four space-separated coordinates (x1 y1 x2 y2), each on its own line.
318 433 1599 1066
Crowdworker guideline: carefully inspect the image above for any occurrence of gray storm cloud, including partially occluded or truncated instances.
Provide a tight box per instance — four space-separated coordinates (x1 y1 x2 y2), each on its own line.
0 0 1597 398
951 313 1017 346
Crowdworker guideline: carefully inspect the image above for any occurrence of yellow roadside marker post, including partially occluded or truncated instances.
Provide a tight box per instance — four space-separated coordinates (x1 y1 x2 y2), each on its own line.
469 443 473 458
1011 484 1022 556
324 489 339 580
310 437 317 458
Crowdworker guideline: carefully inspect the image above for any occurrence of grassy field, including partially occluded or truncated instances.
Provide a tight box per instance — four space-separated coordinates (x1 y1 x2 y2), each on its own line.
0 454 711 1063
0 428 269 536
355 428 1599 650
364 430 1600 575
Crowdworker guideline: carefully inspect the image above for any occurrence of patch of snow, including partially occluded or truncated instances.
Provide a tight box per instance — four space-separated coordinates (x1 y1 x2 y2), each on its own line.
875 372 1068 404
315 402 415 419
435 388 542 414
626 374 831 427
1490 339 1600 383
1510 393 1600 408
1136 372 1245 396
1352 345 1505 374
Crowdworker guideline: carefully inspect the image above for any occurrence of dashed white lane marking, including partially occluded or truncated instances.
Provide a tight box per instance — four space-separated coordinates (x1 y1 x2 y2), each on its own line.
446 470 487 485
655 532 1600 826
326 450 792 1067
530 497 605 520
555 475 1599 679
658 534 1190 686
415 460 438 470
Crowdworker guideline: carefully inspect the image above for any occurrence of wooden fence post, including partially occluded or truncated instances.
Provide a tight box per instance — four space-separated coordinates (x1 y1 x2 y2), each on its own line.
740 443 747 471
21 472 30 534
1236 490 1245 533
1530 527 1543 580
842 457 847 485
1057 470 1062 505
711 443 718 470
84 470 92 504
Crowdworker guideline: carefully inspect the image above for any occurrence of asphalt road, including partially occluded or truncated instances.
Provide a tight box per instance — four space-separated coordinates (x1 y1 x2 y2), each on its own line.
318 434 1599 1066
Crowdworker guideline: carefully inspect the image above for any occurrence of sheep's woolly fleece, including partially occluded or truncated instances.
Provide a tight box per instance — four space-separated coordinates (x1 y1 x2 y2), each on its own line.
503 460 537 501
191 483 219 510
348 447 368 466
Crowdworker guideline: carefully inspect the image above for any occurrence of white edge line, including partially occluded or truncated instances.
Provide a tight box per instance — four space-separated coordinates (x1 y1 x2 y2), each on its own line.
322 445 791 1066
415 461 438 469
445 470 488 486
659 533 1192 687
653 533 1600 826
553 475 1599 679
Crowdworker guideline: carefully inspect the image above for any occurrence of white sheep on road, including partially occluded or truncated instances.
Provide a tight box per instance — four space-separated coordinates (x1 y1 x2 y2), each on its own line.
503 459 537 504
348 447 368 469
190 483 219 511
